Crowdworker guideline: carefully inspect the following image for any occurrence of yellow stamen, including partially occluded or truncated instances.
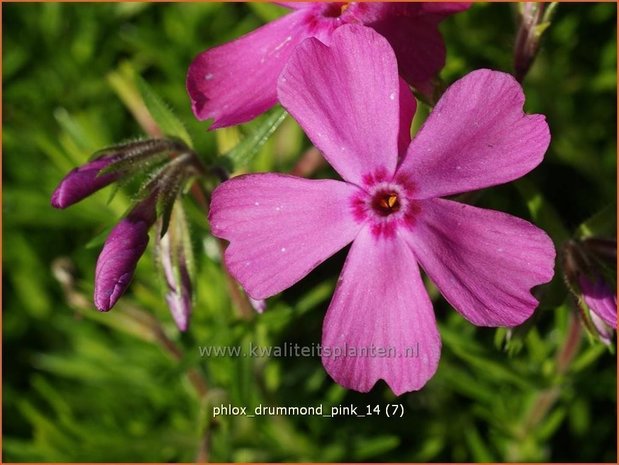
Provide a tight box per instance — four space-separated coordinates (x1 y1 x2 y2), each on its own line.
387 194 398 209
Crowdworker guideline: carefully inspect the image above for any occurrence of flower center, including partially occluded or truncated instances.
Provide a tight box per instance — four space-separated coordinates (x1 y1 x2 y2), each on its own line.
322 2 349 18
350 172 420 239
371 190 401 216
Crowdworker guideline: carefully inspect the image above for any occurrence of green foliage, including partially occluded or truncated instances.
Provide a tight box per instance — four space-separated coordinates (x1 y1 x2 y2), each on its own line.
224 107 289 170
136 74 194 148
3 2 616 463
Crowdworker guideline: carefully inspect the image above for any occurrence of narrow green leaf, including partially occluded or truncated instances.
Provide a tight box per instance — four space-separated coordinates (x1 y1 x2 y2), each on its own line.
464 424 495 462
156 163 187 237
353 436 400 460
571 343 609 372
542 2 559 24
99 151 168 177
515 178 570 244
135 76 193 148
224 107 287 168
576 203 617 238
85 225 114 249
246 2 289 22
537 406 566 440
494 327 509 350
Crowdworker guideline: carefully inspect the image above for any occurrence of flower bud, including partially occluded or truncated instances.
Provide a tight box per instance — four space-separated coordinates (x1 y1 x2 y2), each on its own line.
164 266 192 332
51 157 119 209
51 138 188 209
578 275 617 345
563 238 617 344
513 3 556 82
159 230 193 331
94 195 157 311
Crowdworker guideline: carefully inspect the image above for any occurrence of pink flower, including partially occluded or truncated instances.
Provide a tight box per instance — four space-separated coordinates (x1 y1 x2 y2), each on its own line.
208 25 555 394
187 1 469 129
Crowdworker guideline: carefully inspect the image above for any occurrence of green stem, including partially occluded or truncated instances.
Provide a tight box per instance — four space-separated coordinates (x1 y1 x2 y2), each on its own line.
509 312 582 459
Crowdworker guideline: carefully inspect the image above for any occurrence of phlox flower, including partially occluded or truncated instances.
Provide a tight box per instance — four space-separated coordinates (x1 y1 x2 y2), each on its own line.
187 1 469 128
208 25 555 394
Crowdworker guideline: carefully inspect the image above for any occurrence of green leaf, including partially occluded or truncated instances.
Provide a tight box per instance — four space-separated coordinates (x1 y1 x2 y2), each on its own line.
85 225 114 249
224 107 287 168
537 406 567 440
353 435 400 460
515 178 570 244
571 343 608 372
464 424 495 462
135 76 193 148
156 161 187 237
576 203 617 238
246 2 288 22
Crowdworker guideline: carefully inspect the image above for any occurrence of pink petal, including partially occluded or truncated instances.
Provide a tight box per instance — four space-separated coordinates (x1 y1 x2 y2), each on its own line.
278 25 401 185
209 173 363 299
397 69 551 199
346 2 469 89
322 227 441 395
275 2 314 9
398 78 417 158
416 2 472 16
349 2 470 22
369 16 446 90
187 10 314 129
405 198 555 326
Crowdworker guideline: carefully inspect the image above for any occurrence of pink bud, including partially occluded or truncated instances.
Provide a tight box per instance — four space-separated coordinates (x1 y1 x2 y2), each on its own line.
51 157 119 209
94 195 157 311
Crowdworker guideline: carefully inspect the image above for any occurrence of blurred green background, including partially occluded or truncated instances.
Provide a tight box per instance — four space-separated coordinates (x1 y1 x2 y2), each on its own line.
3 2 616 462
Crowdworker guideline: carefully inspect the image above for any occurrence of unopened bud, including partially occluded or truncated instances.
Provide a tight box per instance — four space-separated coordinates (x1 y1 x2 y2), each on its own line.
51 157 120 209
94 194 157 311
